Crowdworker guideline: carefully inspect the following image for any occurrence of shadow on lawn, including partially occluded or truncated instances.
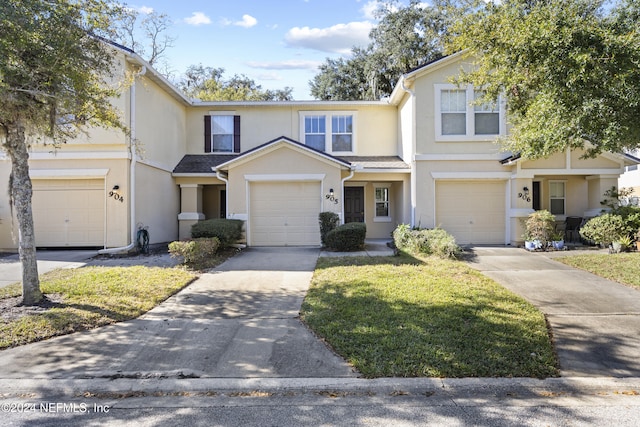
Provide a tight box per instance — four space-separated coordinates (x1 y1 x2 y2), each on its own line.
305 252 559 378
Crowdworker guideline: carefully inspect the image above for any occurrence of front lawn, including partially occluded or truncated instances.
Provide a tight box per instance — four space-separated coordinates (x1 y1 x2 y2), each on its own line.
301 253 558 378
556 252 640 289
0 266 196 349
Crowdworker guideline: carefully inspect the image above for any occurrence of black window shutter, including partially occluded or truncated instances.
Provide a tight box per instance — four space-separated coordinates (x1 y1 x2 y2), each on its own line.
204 115 212 152
233 115 241 153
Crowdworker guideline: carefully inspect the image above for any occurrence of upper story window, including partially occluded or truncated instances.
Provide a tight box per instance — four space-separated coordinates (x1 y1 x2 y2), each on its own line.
300 112 356 154
435 84 505 141
204 114 240 153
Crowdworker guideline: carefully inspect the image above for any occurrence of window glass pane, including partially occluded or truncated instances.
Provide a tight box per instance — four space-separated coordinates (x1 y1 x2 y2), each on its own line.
213 135 232 152
474 91 498 112
474 113 499 135
442 113 466 135
376 202 389 217
305 135 325 151
441 90 466 112
550 198 565 215
212 116 233 134
332 134 352 152
550 182 565 198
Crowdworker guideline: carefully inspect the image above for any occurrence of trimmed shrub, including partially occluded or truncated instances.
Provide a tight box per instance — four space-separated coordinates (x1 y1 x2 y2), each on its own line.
319 211 340 246
580 214 629 247
169 237 220 266
393 225 461 259
325 222 366 251
191 219 243 247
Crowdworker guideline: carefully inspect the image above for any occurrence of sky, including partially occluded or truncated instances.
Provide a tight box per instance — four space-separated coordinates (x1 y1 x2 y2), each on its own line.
126 0 395 100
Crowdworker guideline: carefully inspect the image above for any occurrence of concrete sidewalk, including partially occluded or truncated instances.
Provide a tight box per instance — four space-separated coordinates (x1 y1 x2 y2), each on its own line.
465 246 640 377
0 247 355 379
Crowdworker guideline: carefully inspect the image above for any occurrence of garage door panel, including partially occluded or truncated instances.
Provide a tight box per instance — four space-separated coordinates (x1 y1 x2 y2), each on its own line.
32 180 105 247
250 181 321 246
436 181 505 245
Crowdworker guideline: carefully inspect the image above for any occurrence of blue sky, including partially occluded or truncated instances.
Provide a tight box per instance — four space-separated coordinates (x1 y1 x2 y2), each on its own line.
127 0 392 99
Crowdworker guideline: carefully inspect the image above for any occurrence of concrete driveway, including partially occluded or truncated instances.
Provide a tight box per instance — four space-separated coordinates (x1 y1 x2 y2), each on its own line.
465 247 640 377
0 250 96 288
0 247 356 379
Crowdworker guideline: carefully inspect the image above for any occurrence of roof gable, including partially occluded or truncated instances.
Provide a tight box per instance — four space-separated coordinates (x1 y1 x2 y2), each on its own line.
215 136 352 171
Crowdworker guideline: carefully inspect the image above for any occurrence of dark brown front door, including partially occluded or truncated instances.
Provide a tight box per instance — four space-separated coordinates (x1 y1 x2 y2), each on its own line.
344 187 364 223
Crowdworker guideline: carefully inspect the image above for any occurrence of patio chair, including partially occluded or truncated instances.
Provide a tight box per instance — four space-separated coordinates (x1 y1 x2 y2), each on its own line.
564 216 582 243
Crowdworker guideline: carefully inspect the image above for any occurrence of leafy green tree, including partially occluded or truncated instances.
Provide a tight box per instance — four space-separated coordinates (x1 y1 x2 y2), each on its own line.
448 0 640 158
0 0 126 305
179 64 293 101
310 0 457 100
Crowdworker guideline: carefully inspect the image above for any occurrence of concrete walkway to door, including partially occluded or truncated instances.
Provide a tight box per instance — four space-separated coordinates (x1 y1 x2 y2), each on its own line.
465 246 640 377
0 247 356 379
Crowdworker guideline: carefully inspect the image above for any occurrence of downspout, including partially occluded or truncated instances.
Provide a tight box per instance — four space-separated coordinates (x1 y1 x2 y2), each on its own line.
400 75 417 227
99 65 147 255
340 167 356 224
215 169 229 218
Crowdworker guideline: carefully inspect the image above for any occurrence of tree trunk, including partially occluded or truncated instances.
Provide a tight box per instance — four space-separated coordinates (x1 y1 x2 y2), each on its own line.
3 119 42 305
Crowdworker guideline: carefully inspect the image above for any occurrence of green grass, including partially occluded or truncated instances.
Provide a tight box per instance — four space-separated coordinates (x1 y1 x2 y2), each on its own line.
301 254 558 378
556 252 640 289
0 266 196 349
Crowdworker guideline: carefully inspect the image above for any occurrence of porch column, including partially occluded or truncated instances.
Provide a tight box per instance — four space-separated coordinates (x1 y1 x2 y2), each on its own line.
586 175 619 217
510 177 534 244
178 184 205 239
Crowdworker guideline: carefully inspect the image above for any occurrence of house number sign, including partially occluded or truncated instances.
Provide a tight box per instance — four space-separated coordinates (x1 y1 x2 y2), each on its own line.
108 191 124 202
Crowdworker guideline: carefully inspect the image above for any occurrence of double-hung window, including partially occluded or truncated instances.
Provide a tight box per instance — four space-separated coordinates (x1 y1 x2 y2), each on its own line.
374 184 391 222
435 84 504 140
304 115 326 151
549 181 566 215
300 112 355 154
204 114 240 153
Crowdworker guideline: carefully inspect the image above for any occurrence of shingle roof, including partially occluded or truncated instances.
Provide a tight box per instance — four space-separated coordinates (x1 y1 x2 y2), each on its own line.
172 154 239 174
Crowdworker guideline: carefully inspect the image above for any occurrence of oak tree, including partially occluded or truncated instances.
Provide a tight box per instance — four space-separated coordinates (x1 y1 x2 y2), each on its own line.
0 0 126 304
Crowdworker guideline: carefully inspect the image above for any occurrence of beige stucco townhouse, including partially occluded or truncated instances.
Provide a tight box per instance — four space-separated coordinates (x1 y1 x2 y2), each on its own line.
0 46 637 251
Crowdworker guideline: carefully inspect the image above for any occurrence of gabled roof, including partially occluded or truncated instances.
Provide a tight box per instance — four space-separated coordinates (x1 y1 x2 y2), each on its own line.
389 51 467 105
215 136 353 171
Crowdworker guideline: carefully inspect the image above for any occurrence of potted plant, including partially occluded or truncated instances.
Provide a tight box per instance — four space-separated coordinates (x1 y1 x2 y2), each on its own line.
523 210 555 251
551 231 565 250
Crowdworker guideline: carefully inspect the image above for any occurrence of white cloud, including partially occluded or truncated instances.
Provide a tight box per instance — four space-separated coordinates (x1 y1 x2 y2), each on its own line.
138 6 154 15
184 12 211 26
246 60 322 71
256 72 283 81
222 14 258 28
284 21 373 55
361 1 379 20
236 14 257 28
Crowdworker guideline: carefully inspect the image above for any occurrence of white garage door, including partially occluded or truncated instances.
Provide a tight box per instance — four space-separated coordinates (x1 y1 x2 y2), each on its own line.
436 180 505 245
32 179 105 247
249 181 321 246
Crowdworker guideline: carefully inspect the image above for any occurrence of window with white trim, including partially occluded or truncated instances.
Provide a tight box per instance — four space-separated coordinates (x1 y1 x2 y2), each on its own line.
435 84 504 140
549 181 566 215
374 184 391 222
300 112 356 154
212 115 234 152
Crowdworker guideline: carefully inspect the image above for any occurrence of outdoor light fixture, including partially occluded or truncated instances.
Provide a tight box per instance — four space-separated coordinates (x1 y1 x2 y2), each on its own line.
518 186 531 202
325 188 339 204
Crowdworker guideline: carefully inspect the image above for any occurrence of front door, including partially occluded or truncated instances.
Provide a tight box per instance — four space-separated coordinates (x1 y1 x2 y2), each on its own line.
344 187 364 223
